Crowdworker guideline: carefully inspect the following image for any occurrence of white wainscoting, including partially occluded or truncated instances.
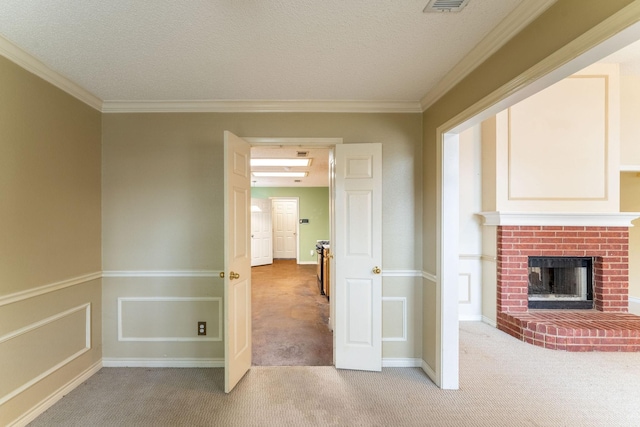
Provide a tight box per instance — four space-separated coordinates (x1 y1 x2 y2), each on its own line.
382 297 407 342
458 255 482 321
0 304 91 406
382 358 422 368
0 272 101 307
117 297 223 342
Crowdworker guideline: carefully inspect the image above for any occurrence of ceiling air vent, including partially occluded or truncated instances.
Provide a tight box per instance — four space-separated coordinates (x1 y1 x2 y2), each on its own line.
423 0 470 13
296 151 309 157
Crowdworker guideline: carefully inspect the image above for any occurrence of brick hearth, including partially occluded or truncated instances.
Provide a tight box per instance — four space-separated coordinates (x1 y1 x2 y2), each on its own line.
496 225 640 351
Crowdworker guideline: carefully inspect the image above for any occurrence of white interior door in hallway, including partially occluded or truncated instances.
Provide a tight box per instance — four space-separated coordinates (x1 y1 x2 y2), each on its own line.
251 198 273 267
272 198 298 260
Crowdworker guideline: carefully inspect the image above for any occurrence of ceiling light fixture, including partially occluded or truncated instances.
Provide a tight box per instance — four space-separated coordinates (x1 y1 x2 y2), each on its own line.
252 172 307 178
250 158 311 167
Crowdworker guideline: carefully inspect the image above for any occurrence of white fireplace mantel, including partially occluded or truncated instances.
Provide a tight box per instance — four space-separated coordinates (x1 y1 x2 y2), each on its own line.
477 212 640 227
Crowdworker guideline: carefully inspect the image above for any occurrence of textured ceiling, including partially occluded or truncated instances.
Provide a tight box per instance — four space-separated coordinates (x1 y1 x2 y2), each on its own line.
0 0 525 103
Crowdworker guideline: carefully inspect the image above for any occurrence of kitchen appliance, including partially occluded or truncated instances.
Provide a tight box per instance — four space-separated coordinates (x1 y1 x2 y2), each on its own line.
315 240 330 299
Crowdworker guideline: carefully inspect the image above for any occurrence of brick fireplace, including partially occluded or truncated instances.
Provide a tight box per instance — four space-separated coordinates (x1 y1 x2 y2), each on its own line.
482 214 640 352
497 225 629 315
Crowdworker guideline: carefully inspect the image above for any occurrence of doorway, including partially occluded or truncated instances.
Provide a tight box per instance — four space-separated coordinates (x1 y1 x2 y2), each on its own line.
248 144 333 366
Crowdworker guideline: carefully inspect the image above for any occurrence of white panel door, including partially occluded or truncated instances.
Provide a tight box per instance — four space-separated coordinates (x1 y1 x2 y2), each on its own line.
223 131 252 393
334 143 382 371
251 198 273 267
272 198 298 259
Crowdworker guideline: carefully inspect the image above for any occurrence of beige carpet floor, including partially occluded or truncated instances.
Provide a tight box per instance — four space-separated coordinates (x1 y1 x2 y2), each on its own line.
28 321 640 426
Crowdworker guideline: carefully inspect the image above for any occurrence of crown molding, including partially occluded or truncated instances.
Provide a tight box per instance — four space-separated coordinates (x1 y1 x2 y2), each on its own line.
0 34 103 111
419 0 557 112
101 99 422 114
478 211 640 227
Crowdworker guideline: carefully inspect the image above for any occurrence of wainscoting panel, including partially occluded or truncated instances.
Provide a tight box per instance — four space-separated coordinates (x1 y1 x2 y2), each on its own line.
381 275 421 360
382 297 407 342
0 304 91 406
458 256 482 321
118 297 222 342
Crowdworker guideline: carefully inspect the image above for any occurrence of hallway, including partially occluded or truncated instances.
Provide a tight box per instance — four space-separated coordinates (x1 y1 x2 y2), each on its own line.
252 260 333 366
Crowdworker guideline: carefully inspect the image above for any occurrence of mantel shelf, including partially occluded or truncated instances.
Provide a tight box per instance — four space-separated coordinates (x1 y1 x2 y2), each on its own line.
477 211 640 227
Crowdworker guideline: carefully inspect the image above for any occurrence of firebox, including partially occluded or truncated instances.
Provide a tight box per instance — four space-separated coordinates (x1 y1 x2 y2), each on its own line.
528 256 593 309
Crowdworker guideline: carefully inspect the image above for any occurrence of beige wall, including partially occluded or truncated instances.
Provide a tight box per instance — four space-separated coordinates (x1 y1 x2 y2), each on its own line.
495 64 620 213
621 75 640 167
421 0 636 377
621 172 640 313
102 112 423 362
0 57 102 425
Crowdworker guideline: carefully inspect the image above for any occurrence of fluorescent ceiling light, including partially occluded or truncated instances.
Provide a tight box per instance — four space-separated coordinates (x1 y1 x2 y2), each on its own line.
251 158 311 167
252 172 307 178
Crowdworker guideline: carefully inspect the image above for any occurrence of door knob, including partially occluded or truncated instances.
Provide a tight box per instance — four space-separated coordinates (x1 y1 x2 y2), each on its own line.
372 266 381 274
219 272 225 279
230 271 240 280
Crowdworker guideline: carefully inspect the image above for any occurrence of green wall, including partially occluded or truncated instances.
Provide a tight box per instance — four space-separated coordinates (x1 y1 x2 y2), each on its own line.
251 187 330 263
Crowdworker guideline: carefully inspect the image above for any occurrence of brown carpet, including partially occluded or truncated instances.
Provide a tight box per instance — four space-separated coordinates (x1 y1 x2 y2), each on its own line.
251 259 332 366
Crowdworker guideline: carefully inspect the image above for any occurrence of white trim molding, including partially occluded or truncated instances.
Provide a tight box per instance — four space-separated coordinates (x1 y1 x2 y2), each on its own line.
103 270 221 278
478 211 640 227
102 358 224 368
117 297 223 342
382 358 422 368
0 272 101 307
482 316 498 328
0 35 102 111
419 0 557 111
381 297 408 342
8 360 102 427
422 271 437 283
620 165 640 172
421 359 437 384
382 270 422 277
0 304 92 406
102 99 422 114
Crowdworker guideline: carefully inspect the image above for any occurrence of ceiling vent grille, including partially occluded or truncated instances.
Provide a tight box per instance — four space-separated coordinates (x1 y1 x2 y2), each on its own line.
296 151 309 157
423 0 470 13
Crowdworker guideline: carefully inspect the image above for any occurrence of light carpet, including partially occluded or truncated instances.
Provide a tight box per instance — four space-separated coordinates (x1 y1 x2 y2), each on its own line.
28 322 640 426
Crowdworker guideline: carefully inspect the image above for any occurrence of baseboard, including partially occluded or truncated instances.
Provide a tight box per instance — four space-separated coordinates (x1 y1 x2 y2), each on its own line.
382 358 422 368
481 316 497 327
102 357 224 368
421 359 438 386
297 261 316 265
459 315 482 322
629 296 640 315
9 360 102 427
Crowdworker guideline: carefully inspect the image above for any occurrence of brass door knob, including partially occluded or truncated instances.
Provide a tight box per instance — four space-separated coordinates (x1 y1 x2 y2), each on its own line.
372 266 381 274
230 271 240 280
219 272 225 279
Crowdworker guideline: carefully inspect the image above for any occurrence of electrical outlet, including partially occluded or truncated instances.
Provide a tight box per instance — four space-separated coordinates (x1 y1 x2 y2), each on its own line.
310 249 314 256
198 321 206 336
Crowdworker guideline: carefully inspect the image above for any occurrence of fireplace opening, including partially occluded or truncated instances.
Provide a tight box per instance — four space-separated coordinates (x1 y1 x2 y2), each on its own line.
528 256 593 309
